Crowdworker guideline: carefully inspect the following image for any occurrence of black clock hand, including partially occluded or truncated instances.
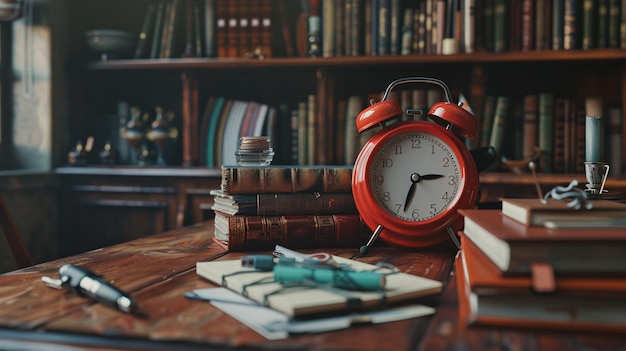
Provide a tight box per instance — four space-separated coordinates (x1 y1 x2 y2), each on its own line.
403 173 420 212
403 173 444 212
420 174 444 180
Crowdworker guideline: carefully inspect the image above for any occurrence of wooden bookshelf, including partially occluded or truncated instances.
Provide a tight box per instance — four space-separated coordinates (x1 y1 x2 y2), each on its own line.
59 0 626 189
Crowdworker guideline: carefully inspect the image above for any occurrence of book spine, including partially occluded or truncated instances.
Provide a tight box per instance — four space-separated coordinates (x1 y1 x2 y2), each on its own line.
538 93 554 172
464 0 475 53
334 0 346 56
237 0 251 56
598 0 609 48
226 214 369 251
378 0 391 55
521 0 534 51
480 95 497 147
204 0 216 57
260 0 272 57
563 0 579 50
216 0 228 57
135 4 156 59
609 0 620 47
582 0 596 49
221 166 353 194
322 0 335 57
226 1 239 57
621 0 626 48
150 3 166 59
523 94 538 158
256 193 358 215
553 98 566 173
488 96 511 155
492 0 506 52
552 0 565 50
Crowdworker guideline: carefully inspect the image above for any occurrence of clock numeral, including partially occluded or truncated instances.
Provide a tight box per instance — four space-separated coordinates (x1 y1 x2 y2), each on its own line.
431 145 435 154
411 139 421 148
376 175 384 185
381 158 393 168
383 192 391 202
442 157 450 167
395 204 403 213
448 175 456 185
430 204 437 214
411 209 419 219
395 145 402 154
442 192 450 201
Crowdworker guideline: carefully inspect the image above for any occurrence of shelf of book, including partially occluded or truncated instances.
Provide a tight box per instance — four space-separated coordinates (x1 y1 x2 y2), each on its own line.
83 50 626 70
62 0 626 200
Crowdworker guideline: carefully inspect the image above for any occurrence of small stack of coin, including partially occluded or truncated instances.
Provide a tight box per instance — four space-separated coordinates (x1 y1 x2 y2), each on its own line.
236 136 275 166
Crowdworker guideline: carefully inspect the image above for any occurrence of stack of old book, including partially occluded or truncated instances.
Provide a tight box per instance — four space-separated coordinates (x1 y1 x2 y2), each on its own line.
210 165 371 251
456 197 626 333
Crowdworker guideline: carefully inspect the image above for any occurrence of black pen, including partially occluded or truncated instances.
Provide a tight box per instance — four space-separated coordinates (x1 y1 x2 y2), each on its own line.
42 264 140 314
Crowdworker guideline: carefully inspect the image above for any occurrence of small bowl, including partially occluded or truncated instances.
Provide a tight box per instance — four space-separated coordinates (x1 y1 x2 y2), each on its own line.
85 29 135 61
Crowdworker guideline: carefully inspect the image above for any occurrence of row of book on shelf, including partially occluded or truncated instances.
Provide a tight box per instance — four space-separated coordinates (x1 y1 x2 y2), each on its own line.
472 93 622 175
457 196 626 332
133 0 274 60
312 0 626 57
198 88 623 177
130 0 626 61
198 86 446 167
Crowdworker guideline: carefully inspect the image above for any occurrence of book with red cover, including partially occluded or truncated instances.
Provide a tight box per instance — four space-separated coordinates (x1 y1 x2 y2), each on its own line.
456 236 626 333
213 212 370 251
459 209 626 275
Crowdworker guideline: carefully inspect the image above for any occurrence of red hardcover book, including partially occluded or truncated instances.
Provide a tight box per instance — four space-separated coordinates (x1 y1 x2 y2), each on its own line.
226 0 239 57
214 212 370 251
260 0 272 57
521 0 534 51
216 0 228 57
459 208 626 275
456 236 626 333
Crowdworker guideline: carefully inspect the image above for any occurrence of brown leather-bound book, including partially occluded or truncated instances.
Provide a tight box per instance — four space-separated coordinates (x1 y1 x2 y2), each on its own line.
211 189 358 216
522 94 538 159
521 0 534 51
214 212 370 251
260 0 272 57
221 165 353 195
216 0 228 57
508 0 521 52
226 0 239 57
456 236 626 333
237 0 251 56
459 209 626 275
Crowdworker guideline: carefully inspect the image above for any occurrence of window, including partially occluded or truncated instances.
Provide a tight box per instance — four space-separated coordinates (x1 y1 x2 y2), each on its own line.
0 0 52 172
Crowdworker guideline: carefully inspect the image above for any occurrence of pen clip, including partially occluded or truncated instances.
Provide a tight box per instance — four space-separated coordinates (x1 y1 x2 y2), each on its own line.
41 275 68 289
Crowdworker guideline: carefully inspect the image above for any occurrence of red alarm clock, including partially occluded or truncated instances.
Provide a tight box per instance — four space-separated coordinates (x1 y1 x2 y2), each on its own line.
352 77 479 248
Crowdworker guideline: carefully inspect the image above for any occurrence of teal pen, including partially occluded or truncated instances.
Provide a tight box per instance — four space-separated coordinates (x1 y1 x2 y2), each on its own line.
273 264 386 291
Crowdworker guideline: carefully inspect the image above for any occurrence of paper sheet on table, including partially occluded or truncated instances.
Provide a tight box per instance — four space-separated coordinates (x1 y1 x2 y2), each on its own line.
190 287 436 340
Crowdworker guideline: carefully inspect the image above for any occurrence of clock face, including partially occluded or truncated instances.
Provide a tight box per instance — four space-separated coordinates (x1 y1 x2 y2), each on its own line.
369 131 461 222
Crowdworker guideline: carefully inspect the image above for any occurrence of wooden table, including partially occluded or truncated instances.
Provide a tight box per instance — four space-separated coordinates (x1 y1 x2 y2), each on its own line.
0 221 624 350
